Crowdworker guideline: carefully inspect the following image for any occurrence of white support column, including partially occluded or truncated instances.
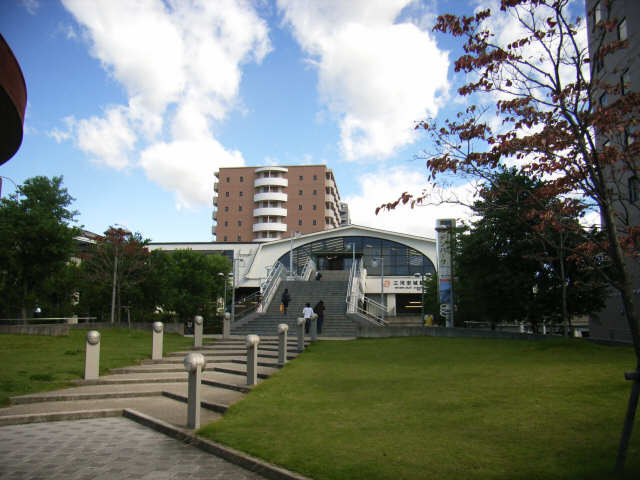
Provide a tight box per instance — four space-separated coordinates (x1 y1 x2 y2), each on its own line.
194 315 203 348
296 317 305 353
278 324 288 365
152 322 163 360
184 353 206 429
246 334 260 386
223 312 231 339
84 330 101 380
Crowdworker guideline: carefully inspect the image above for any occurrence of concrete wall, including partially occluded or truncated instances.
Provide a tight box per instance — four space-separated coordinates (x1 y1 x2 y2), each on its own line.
0 324 70 336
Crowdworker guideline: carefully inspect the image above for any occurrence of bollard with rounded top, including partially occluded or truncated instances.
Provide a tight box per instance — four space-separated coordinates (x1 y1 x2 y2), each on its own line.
223 311 231 339
152 321 164 360
310 313 318 342
84 330 101 380
184 352 207 429
278 323 288 365
246 334 260 386
194 315 204 347
296 317 305 353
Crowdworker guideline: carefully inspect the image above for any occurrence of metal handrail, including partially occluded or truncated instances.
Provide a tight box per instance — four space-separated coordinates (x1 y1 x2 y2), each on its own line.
301 258 317 281
346 260 386 326
258 262 286 313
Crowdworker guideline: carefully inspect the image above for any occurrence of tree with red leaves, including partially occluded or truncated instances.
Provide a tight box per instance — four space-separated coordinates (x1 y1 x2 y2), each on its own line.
378 0 639 472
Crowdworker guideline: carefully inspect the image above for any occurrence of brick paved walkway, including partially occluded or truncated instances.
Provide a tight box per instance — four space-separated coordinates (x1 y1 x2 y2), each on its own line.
0 417 266 479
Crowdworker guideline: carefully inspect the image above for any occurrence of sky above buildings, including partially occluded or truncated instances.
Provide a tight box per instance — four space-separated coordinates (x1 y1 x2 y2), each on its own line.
0 0 589 242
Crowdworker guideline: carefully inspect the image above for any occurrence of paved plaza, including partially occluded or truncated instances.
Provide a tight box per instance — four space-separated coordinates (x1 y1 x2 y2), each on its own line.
0 416 266 480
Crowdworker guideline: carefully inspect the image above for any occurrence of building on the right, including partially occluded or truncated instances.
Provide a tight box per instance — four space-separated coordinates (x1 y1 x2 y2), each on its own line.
586 0 640 343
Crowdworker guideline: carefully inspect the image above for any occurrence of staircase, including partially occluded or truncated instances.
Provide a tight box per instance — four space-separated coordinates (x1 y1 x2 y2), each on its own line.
231 271 357 337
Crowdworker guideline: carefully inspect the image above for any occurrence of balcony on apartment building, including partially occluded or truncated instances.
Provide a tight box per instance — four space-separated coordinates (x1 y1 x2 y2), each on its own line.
253 207 287 217
254 191 288 202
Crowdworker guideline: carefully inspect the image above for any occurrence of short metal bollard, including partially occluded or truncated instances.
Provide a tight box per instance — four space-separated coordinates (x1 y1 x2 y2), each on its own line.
184 352 206 429
246 334 260 386
296 317 305 353
84 330 101 380
152 322 164 360
277 324 288 365
223 312 231 339
194 315 203 347
310 313 318 342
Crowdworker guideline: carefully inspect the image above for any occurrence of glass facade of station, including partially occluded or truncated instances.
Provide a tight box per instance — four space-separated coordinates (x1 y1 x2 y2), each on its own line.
277 236 435 276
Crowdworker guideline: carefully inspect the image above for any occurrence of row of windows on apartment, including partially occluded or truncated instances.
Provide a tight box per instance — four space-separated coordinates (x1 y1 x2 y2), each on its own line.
221 203 323 212
224 189 324 197
225 174 323 182
220 218 324 228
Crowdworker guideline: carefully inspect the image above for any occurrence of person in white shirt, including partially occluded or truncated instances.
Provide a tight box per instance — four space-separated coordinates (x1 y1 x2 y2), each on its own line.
302 303 314 334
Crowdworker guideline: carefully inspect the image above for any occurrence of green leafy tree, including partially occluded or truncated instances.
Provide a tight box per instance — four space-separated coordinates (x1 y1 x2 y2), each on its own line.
0 176 79 321
78 227 151 323
157 249 229 322
454 169 607 331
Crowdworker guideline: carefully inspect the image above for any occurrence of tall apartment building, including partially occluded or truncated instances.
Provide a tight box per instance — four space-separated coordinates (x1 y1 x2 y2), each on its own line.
212 165 348 243
586 0 639 343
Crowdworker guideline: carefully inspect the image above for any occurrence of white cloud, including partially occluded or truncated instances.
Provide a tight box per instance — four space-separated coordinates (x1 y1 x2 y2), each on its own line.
20 0 39 15
278 0 450 161
140 138 244 210
58 0 270 208
75 106 137 170
345 167 475 238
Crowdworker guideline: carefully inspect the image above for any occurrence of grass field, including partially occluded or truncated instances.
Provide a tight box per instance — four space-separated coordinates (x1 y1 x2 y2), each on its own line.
199 337 640 480
0 328 193 406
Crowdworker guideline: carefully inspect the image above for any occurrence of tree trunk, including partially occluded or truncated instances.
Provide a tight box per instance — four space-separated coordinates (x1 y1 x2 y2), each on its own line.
600 198 640 474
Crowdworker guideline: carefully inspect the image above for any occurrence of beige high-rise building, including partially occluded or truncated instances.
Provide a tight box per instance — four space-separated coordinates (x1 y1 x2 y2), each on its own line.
212 165 348 243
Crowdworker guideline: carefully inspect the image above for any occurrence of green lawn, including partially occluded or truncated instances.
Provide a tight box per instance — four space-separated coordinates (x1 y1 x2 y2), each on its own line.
0 328 193 406
199 337 640 480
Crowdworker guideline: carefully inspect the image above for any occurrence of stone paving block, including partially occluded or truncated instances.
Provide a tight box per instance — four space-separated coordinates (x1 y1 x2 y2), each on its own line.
0 417 266 479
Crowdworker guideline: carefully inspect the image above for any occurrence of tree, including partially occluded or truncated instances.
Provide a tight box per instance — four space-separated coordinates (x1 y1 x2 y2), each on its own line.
78 227 151 324
454 169 607 330
377 0 639 471
0 176 79 321
154 249 229 322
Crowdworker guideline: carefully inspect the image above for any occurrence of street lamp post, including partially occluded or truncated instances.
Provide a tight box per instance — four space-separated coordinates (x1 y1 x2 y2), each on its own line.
289 231 300 277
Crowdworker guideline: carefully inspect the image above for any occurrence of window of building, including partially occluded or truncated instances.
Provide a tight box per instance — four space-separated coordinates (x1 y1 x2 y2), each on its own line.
313 174 317 180
237 220 242 226
629 177 639 203
223 236 227 241
621 69 631 95
313 189 317 195
298 189 303 195
224 221 228 226
239 191 243 197
238 235 242 241
312 204 317 211
238 206 242 212
225 191 229 197
298 219 302 226
240 176 244 182
299 175 303 180
618 17 627 41
225 206 229 212
599 92 608 107
298 204 302 210
226 177 230 182
312 219 317 226
596 48 604 73
593 1 605 27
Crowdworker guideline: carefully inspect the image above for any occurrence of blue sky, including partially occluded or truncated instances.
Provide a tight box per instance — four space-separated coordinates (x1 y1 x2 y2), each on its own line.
0 0 588 242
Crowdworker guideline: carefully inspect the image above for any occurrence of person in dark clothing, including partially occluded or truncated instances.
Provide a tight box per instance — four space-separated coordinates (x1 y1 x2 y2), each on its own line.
314 300 325 334
281 288 291 314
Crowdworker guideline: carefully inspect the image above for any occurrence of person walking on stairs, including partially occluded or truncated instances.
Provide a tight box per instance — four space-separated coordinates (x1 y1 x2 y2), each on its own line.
281 288 291 315
314 300 325 334
303 302 314 334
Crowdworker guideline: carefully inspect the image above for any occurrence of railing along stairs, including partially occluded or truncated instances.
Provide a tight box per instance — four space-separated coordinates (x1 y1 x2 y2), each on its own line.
257 262 286 313
346 259 387 326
